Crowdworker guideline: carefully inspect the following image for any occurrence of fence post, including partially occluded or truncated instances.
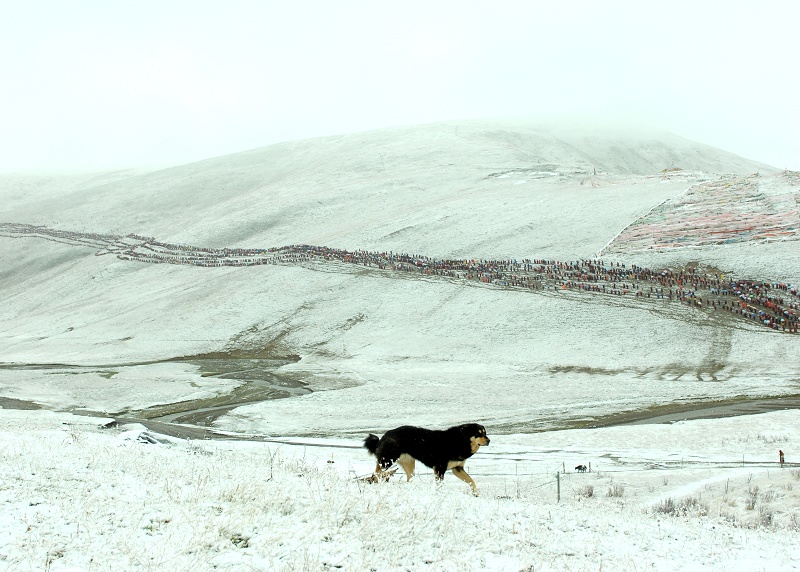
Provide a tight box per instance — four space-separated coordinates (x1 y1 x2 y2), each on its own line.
556 472 561 502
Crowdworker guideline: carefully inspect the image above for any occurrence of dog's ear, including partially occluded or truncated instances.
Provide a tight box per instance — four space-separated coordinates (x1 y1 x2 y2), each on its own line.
461 423 481 437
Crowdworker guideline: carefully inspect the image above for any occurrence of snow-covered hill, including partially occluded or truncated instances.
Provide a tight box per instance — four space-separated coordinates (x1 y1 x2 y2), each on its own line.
0 121 777 253
1 120 798 437
2 120 799 571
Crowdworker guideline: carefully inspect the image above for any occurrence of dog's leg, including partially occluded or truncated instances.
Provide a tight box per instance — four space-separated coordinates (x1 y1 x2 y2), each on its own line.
365 462 384 483
451 466 479 496
369 457 400 483
372 459 390 482
397 454 415 482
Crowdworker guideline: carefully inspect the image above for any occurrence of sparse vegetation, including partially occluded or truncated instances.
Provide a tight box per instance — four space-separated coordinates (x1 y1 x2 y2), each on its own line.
654 496 708 517
789 513 800 531
745 486 759 510
607 483 625 498
229 533 250 548
758 505 774 528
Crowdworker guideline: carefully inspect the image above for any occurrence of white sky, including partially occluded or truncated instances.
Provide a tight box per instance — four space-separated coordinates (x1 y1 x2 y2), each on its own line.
1 0 797 173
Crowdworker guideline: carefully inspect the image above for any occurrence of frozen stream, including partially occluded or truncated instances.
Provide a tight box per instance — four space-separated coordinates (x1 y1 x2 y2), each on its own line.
2 358 800 442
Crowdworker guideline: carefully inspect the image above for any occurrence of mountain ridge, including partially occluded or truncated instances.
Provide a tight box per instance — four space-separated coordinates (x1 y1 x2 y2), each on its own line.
0 120 778 255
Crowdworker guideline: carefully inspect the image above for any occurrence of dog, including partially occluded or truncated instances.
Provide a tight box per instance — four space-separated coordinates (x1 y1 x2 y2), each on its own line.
575 464 587 473
363 423 490 495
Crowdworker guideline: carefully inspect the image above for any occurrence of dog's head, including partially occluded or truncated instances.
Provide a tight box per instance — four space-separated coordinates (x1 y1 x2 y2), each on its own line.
460 423 490 453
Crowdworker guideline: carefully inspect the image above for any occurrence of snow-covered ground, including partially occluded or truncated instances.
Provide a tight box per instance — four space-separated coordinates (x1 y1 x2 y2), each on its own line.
1 121 799 569
0 408 798 571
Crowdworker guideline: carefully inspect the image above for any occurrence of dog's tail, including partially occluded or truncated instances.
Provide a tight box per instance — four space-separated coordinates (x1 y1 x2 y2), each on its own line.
363 434 380 456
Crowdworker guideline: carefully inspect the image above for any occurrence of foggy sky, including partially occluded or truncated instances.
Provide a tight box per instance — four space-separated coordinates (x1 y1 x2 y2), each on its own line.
1 0 797 173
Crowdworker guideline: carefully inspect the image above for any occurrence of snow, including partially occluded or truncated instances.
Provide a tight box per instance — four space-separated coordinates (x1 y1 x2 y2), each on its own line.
0 409 798 571
0 362 239 413
0 120 799 569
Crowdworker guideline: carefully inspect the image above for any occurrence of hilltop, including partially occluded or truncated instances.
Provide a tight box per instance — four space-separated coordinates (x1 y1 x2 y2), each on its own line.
0 120 778 253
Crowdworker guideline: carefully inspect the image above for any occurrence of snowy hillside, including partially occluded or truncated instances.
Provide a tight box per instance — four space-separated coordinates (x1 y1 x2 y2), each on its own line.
1 120 798 436
0 121 778 254
1 120 799 570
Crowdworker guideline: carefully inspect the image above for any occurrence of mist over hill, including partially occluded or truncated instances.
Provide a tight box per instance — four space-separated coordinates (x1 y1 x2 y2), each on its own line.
0 120 797 436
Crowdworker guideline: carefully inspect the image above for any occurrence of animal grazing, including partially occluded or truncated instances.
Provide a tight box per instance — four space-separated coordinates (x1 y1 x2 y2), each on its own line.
364 423 490 495
575 464 588 473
